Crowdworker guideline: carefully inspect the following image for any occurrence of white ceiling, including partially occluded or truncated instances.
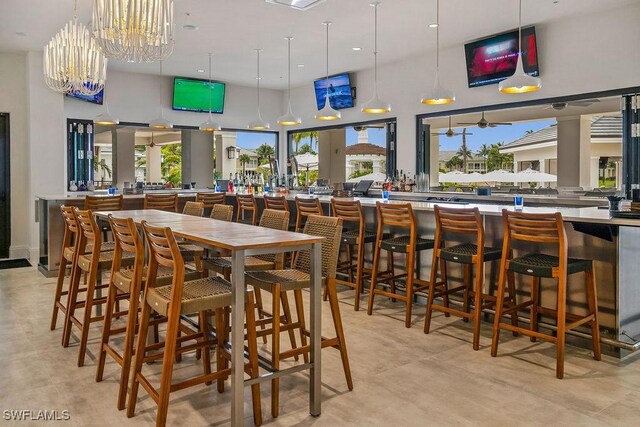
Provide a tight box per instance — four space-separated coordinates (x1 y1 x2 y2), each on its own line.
1 0 638 89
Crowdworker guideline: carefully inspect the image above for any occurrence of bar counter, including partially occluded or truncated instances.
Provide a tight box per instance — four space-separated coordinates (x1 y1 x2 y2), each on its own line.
37 191 640 356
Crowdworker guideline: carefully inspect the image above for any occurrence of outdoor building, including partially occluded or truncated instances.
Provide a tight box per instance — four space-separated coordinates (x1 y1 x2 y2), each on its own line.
345 129 386 179
439 151 487 173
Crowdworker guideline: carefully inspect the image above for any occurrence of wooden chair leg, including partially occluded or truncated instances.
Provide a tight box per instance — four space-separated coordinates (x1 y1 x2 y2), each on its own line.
271 284 282 418
507 270 519 335
245 293 263 426
216 307 228 393
530 276 540 342
96 280 117 383
367 243 381 316
404 251 415 328
78 267 99 367
254 287 268 345
586 268 601 361
280 291 299 362
51 256 68 330
354 242 364 312
490 264 509 358
117 290 139 411
388 250 396 301
62 262 82 347
423 251 440 334
326 279 354 390
440 258 450 317
293 289 309 364
556 276 567 379
155 310 181 426
472 262 484 351
199 310 212 385
462 263 471 323
127 300 152 418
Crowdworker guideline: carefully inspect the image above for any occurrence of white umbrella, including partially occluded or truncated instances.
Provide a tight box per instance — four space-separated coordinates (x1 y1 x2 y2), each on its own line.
347 171 387 183
483 169 517 182
439 171 487 183
512 168 557 183
293 153 319 185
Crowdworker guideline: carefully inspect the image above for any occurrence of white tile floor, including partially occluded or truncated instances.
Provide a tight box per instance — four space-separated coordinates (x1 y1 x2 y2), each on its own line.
1 265 640 426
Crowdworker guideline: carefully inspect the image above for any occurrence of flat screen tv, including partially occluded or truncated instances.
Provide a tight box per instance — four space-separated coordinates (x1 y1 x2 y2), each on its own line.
464 26 539 88
314 73 354 110
172 77 225 113
66 88 104 105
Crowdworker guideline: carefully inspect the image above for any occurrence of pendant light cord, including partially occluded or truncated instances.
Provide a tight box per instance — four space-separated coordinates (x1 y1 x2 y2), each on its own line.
435 0 439 73
518 0 522 55
208 53 213 119
256 49 261 114
325 23 330 101
73 0 78 21
287 37 292 104
373 2 379 93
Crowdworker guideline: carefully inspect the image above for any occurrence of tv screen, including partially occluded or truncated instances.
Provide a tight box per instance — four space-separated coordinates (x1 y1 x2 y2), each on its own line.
314 73 354 110
66 88 104 105
172 77 225 113
464 26 539 88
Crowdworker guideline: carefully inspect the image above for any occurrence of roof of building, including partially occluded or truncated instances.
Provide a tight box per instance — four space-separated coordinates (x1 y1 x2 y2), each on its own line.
439 151 484 162
501 115 621 150
345 143 386 156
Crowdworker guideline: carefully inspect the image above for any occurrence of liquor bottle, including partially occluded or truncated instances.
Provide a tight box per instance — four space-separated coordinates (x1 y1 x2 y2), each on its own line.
69 181 77 192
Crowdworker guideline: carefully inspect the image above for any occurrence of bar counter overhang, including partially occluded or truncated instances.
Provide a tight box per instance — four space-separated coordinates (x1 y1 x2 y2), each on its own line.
36 191 640 357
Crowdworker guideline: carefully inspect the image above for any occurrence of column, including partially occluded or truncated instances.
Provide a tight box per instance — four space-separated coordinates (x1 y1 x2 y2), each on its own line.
113 128 136 189
430 134 440 186
182 130 214 188
556 116 591 189
146 144 162 183
214 131 238 179
318 129 346 184
590 156 600 189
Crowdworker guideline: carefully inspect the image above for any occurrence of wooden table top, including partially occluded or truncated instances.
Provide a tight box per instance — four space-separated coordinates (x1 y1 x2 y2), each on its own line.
96 209 323 251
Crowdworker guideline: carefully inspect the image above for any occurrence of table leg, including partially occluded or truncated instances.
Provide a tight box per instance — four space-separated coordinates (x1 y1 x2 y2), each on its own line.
231 249 246 425
310 242 322 417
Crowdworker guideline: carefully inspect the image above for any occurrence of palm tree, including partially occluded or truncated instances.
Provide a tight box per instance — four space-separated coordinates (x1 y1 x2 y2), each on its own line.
457 129 473 173
478 143 491 172
238 154 251 173
161 144 182 186
292 131 319 154
445 155 463 171
255 143 275 166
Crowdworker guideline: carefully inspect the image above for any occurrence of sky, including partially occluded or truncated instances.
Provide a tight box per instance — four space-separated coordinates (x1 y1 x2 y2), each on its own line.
436 119 556 152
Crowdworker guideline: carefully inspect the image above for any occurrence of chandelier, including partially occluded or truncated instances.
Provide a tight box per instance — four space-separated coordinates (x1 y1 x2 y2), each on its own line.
92 0 175 63
43 0 107 95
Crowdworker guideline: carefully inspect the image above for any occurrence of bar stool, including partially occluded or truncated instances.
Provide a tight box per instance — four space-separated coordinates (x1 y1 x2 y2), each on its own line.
423 206 512 350
491 210 601 379
85 194 124 241
178 201 206 271
210 204 234 221
264 195 295 231
196 192 226 216
127 221 262 426
50 206 115 330
245 215 353 418
182 201 204 217
236 194 258 225
367 202 434 328
62 208 134 366
144 193 178 212
331 198 378 311
95 215 202 410
295 196 323 232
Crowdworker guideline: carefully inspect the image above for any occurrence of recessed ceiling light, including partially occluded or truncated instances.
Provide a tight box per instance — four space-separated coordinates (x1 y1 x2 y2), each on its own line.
352 47 362 51
197 69 205 73
297 64 305 68
265 0 326 11
15 31 27 37
428 23 438 28
183 24 199 31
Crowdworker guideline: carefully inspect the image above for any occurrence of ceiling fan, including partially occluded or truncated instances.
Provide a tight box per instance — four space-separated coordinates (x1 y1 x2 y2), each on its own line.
457 111 512 128
544 99 601 110
149 132 156 147
431 116 473 138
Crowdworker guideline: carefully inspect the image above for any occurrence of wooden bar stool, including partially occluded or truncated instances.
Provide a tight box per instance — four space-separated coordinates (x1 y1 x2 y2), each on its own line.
331 198 378 311
127 221 262 426
423 206 512 350
85 194 124 241
178 201 206 270
491 210 601 379
95 215 201 410
367 202 434 328
236 194 258 225
295 197 323 232
264 195 295 231
62 208 134 366
245 215 353 418
50 206 115 330
210 204 234 221
196 192 226 216
144 194 178 212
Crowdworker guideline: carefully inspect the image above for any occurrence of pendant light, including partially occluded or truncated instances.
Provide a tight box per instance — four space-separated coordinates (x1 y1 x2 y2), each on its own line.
200 53 222 132
277 37 302 126
421 0 455 105
361 2 391 114
149 61 173 129
92 0 175 63
94 102 119 126
499 0 542 94
315 21 341 121
248 49 271 130
43 0 107 96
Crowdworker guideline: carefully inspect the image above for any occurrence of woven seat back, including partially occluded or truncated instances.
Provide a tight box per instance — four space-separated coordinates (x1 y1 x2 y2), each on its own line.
236 194 258 225
294 215 342 280
144 194 178 212
264 195 289 212
196 192 225 209
256 209 291 264
182 201 204 217
210 204 234 221
85 194 123 211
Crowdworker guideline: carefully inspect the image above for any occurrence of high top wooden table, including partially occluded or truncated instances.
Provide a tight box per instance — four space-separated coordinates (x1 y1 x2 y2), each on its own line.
96 209 325 424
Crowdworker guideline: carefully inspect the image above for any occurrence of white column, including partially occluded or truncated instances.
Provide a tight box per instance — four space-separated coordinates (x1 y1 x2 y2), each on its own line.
146 144 162 183
318 129 346 184
590 156 600 189
430 134 440 186
556 116 591 189
182 130 214 188
214 131 238 179
113 128 136 189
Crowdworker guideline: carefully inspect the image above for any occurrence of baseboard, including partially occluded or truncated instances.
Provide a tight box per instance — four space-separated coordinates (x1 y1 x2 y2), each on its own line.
27 246 39 264
9 245 29 260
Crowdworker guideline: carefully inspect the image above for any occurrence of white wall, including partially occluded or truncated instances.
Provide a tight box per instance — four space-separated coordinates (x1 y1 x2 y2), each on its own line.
0 52 29 258
284 2 640 176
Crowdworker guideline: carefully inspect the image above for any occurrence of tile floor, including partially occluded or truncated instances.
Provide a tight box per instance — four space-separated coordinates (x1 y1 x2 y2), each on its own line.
1 265 640 426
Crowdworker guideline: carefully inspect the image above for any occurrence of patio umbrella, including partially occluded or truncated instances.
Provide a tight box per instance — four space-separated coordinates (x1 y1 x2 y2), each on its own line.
439 171 487 183
293 153 319 185
512 168 558 183
483 169 517 182
346 171 387 184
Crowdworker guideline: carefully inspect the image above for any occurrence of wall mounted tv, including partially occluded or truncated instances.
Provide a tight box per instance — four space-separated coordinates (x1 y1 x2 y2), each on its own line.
66 88 104 105
314 73 354 110
464 26 539 88
172 77 226 113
